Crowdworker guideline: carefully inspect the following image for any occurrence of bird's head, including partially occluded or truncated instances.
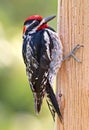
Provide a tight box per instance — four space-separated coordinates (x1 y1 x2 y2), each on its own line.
23 15 56 34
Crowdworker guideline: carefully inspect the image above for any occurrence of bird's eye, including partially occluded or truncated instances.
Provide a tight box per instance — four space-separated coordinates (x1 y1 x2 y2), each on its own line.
23 20 41 33
32 20 40 27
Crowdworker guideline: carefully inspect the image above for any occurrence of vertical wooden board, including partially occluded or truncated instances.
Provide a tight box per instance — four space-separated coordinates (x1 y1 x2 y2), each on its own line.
56 0 89 130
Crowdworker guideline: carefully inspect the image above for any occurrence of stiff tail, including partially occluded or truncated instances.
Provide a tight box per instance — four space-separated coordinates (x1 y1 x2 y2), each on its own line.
34 93 43 113
30 82 44 114
46 83 62 122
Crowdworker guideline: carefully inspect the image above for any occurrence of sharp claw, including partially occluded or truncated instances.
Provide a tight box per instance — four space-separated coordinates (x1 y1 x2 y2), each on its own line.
63 44 84 62
71 53 82 63
71 44 84 54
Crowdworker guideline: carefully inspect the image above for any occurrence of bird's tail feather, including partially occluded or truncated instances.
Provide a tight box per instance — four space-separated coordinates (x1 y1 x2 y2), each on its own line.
34 94 43 113
46 83 62 122
30 83 44 114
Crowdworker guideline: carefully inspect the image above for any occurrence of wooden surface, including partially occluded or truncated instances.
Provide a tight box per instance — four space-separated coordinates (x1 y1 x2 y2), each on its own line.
56 0 89 130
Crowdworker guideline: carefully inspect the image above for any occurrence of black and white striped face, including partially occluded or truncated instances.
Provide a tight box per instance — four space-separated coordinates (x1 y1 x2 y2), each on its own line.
23 20 41 34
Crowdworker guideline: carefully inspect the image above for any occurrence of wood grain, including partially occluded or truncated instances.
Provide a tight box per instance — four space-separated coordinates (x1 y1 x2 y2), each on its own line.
56 0 89 130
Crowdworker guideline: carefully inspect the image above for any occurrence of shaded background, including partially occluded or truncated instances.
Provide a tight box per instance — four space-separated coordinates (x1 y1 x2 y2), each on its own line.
0 0 57 130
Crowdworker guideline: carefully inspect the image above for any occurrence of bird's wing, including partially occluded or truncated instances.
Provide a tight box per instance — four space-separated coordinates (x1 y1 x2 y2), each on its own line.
45 28 63 86
30 30 54 92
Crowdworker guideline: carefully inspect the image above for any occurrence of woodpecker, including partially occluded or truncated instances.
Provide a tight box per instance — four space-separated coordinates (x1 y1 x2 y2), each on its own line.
22 15 63 121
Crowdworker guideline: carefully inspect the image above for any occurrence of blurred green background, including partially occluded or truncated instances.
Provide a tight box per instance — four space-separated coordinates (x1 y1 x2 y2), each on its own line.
0 0 57 130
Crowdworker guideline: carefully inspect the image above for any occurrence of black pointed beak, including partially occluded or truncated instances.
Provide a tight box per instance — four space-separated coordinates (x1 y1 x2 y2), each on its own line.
40 15 56 25
43 15 56 23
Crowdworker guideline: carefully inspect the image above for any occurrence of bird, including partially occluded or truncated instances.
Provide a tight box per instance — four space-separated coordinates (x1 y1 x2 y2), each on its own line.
22 15 63 121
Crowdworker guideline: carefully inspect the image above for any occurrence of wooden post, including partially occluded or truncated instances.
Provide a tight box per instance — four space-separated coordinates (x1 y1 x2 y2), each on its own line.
56 0 89 130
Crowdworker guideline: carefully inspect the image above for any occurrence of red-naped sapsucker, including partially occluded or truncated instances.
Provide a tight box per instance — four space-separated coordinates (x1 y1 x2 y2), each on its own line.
22 15 63 121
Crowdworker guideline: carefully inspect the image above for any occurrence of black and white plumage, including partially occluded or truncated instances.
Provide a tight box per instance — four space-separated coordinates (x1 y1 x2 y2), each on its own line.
22 15 63 121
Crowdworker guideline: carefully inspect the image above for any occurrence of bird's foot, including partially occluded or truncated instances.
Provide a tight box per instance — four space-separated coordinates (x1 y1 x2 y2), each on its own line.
63 44 84 62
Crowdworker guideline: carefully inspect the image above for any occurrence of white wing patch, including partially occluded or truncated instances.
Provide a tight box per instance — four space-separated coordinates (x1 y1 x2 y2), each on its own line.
43 31 51 60
46 29 63 86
